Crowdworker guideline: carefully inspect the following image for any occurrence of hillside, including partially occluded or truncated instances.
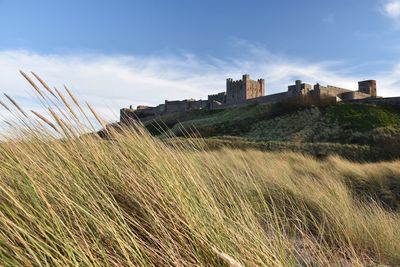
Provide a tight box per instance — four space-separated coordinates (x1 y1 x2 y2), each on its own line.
1 74 400 266
143 102 400 161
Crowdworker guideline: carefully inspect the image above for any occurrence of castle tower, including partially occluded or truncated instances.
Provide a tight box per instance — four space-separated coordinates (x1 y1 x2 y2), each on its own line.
226 74 265 105
258 78 265 96
358 80 377 97
288 80 312 96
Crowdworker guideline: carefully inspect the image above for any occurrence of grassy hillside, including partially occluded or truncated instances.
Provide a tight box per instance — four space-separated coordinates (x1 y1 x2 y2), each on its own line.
2 122 400 266
144 102 400 160
1 74 399 266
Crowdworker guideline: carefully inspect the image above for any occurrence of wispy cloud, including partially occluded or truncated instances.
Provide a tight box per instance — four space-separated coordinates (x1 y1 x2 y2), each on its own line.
383 0 400 23
0 46 398 123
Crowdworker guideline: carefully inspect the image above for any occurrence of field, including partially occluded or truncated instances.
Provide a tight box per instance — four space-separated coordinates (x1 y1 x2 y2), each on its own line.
1 125 400 266
0 74 399 266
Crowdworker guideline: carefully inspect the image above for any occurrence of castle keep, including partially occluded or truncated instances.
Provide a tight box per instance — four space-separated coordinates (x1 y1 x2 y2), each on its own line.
120 74 380 123
226 74 265 105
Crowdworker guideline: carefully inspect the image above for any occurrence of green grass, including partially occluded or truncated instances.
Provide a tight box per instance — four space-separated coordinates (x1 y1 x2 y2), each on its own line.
142 102 400 160
0 73 400 266
145 102 400 139
326 103 400 132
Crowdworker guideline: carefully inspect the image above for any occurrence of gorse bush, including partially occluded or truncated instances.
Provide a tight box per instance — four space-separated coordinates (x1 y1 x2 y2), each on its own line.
0 72 399 266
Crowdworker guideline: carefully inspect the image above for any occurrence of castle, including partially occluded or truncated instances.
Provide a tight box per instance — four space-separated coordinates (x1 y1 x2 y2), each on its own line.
120 74 379 122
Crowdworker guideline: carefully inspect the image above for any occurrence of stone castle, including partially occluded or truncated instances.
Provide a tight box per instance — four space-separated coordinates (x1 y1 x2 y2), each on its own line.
120 74 380 122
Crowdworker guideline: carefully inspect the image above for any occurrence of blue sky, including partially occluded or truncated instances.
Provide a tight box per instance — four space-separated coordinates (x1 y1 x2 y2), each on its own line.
1 0 400 120
1 0 398 62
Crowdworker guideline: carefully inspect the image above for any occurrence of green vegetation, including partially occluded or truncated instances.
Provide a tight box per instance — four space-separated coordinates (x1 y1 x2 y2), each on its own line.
2 125 400 266
326 103 400 132
145 102 400 161
169 136 374 161
0 74 399 266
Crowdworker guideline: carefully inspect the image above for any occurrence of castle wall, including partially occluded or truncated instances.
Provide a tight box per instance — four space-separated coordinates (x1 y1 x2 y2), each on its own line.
164 99 209 113
226 79 246 105
208 92 226 103
339 91 371 101
315 84 352 98
347 97 400 106
121 74 383 124
188 100 208 110
358 80 377 97
246 79 265 99
288 80 312 96
210 101 227 110
165 100 190 113
120 108 135 124
252 92 289 105
226 75 264 105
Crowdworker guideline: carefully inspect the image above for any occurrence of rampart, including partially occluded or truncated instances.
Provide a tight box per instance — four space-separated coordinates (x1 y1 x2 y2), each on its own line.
121 74 386 123
208 92 226 103
252 92 289 105
314 84 352 98
349 97 400 106
339 91 371 101
288 80 312 96
359 80 377 97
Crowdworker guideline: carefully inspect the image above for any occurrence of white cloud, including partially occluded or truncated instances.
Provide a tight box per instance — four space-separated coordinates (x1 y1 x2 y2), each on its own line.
383 0 400 21
0 47 398 126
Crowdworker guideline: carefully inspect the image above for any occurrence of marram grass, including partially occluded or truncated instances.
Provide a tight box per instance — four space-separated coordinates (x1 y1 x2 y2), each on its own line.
0 72 399 266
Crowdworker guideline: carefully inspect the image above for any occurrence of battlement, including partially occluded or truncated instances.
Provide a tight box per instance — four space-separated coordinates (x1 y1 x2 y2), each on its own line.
226 74 265 105
121 74 382 123
288 80 312 96
358 80 377 97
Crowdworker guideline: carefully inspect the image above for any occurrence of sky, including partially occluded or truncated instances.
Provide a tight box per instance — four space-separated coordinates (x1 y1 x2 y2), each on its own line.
1 0 400 121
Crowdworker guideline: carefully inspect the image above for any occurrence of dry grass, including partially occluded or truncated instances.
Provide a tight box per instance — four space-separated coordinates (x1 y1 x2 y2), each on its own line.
0 73 399 266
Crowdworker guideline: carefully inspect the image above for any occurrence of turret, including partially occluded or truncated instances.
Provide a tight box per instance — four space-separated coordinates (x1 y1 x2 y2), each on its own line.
258 78 265 96
358 80 377 97
242 74 250 81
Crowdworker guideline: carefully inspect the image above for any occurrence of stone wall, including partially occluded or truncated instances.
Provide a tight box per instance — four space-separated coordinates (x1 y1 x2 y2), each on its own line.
120 108 134 124
288 80 312 96
120 74 385 124
226 74 264 105
252 92 289 105
226 78 246 105
314 84 352 98
164 99 209 113
208 92 226 103
188 100 208 110
339 91 371 101
358 80 377 97
349 97 400 106
246 78 265 99
165 100 190 113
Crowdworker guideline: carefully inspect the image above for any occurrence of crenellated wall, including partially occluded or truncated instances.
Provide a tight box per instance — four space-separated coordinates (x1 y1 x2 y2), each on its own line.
313 83 352 98
226 78 245 105
165 100 190 113
208 92 226 103
226 74 265 105
120 74 384 125
358 80 377 97
288 80 312 96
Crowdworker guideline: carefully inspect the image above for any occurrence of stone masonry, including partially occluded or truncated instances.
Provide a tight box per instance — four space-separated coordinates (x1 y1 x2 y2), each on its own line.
226 74 265 105
120 74 383 123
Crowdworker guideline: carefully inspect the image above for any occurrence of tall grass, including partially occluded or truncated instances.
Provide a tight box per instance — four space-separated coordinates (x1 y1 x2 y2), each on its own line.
0 73 399 266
